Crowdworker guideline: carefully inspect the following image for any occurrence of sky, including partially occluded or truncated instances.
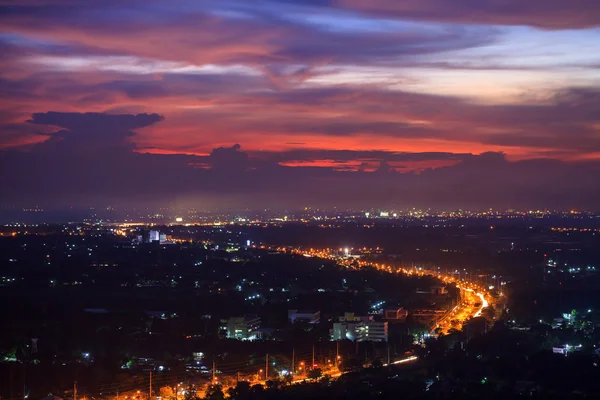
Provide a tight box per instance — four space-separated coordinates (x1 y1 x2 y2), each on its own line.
1 0 600 211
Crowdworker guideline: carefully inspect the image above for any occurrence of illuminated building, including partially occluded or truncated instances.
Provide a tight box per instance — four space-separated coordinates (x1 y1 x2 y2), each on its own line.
226 314 261 340
355 321 388 342
149 230 160 242
332 318 388 342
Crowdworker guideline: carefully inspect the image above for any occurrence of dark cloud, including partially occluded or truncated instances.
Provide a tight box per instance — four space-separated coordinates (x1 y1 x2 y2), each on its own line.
26 111 163 153
1 111 600 210
250 149 473 164
208 144 249 172
335 0 600 29
28 111 163 131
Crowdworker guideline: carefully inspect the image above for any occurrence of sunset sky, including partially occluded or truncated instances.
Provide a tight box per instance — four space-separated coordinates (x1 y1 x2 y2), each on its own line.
1 0 600 210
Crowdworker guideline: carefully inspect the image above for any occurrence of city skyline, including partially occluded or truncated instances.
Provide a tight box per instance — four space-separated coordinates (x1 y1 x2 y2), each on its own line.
1 1 600 209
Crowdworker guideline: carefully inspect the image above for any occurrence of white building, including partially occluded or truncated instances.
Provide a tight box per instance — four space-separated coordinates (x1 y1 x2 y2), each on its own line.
330 313 387 342
149 230 160 242
355 321 388 342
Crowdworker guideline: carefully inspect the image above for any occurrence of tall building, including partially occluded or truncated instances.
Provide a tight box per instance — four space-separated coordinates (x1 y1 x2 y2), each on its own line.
355 321 388 342
226 314 261 340
331 322 359 341
330 313 386 342
149 230 160 242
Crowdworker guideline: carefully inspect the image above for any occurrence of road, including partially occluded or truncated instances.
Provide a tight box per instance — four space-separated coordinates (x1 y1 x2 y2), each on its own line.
293 248 492 336
289 355 418 384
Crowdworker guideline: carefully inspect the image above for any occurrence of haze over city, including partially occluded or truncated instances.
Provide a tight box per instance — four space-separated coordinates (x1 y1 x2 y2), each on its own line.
1 0 600 212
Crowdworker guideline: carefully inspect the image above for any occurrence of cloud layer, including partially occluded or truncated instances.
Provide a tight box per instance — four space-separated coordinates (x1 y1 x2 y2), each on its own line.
0 1 599 210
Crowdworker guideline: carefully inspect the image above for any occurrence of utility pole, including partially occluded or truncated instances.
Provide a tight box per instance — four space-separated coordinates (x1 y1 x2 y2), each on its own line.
73 381 77 400
312 345 315 369
149 371 152 400
265 354 269 381
336 341 339 361
387 344 390 365
212 361 216 384
291 349 295 375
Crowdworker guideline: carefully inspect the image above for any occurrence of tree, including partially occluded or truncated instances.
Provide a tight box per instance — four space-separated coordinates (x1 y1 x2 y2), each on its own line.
183 384 199 400
226 381 250 399
447 328 461 335
282 374 293 386
481 306 496 321
250 384 264 396
265 379 284 391
371 358 383 369
204 384 225 400
307 367 322 380
159 386 175 400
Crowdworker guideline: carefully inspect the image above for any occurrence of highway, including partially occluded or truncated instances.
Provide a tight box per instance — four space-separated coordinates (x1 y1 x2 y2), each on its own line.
293 247 492 336
289 355 418 385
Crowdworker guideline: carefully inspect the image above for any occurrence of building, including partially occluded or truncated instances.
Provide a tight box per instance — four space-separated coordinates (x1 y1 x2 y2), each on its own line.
226 314 261 340
339 312 372 323
288 310 320 324
384 308 408 321
149 230 160 242
355 321 388 342
330 313 387 342
331 322 359 341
